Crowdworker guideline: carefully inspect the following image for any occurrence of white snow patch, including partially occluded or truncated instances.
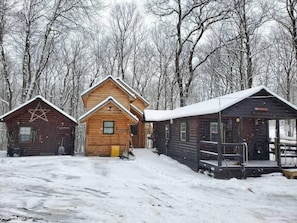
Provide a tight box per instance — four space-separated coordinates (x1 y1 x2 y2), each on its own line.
0 149 296 223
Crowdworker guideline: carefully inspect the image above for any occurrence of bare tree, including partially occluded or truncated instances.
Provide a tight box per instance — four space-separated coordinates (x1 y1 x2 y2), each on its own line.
230 0 269 89
272 0 297 102
146 0 230 107
15 0 104 103
109 2 143 80
0 0 15 110
149 24 175 109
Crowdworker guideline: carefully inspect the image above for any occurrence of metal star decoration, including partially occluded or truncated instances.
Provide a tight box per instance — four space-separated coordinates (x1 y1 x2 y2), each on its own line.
28 102 50 122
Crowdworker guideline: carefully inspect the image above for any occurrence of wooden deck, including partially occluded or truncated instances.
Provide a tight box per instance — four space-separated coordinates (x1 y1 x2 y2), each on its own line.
199 160 281 179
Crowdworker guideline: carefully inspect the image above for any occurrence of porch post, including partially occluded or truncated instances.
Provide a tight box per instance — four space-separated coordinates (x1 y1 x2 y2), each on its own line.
295 119 297 152
239 117 243 163
217 111 222 166
275 119 281 166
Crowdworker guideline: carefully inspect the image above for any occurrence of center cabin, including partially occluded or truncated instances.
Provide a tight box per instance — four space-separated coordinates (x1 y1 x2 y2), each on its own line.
145 86 297 179
79 75 149 156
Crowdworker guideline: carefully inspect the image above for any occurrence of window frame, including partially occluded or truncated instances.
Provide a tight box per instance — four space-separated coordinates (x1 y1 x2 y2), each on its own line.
165 124 170 140
103 121 115 134
19 127 32 143
210 122 218 141
180 122 187 141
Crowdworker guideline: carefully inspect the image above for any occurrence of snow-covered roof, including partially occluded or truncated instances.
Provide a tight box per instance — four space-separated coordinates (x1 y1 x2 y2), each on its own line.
80 75 136 101
116 77 150 107
130 103 144 116
0 95 77 124
144 85 297 122
79 96 139 123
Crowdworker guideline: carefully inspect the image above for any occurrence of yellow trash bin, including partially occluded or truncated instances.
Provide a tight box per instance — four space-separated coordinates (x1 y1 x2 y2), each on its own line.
111 145 120 157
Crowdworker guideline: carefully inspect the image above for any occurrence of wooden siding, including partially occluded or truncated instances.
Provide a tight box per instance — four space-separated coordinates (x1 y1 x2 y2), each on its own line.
5 100 76 156
222 90 297 118
85 103 135 156
81 77 149 154
154 117 199 171
131 98 146 111
84 79 131 111
130 111 146 148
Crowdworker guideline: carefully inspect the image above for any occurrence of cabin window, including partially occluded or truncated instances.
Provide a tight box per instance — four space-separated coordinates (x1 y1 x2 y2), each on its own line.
210 122 218 141
165 124 170 140
19 127 32 143
180 122 187 141
103 121 114 134
210 122 226 142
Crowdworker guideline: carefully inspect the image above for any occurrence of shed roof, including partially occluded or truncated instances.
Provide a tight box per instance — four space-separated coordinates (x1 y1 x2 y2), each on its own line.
0 95 77 124
79 96 139 123
144 86 297 122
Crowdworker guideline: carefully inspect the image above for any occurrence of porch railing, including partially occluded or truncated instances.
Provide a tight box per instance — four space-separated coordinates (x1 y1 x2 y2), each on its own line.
269 139 297 166
199 140 248 166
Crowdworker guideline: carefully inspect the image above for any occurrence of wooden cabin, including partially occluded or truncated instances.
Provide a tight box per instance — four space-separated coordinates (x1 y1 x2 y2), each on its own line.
79 75 149 156
0 96 77 156
145 86 297 179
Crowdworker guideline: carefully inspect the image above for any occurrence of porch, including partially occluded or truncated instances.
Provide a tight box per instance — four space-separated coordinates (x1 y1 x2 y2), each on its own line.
198 140 297 179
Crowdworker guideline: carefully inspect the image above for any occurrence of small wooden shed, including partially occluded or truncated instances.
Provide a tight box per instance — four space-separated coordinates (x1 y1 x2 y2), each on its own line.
79 75 149 156
0 96 77 156
145 86 297 178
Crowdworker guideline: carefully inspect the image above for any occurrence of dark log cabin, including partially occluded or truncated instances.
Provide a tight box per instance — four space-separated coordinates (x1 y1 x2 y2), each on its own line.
145 86 297 179
0 96 77 156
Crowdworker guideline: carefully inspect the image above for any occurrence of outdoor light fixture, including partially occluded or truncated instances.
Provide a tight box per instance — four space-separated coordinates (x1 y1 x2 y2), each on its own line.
236 117 240 123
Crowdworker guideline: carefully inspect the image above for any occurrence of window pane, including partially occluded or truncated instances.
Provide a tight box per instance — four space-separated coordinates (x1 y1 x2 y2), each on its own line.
103 121 114 134
165 124 169 139
104 128 114 134
180 122 187 141
19 127 31 143
104 121 114 128
210 122 218 141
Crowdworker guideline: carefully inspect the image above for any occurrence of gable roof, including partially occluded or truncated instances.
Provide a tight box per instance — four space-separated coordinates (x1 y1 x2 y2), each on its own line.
81 75 136 104
130 103 144 116
0 95 77 124
116 77 150 107
79 96 139 123
144 85 297 122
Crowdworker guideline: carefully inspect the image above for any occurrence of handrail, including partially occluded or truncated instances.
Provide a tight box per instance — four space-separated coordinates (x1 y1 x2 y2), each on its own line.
269 142 297 165
199 140 249 165
242 142 248 163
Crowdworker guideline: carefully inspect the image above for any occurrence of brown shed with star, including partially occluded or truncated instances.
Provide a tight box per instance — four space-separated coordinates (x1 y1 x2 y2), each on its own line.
0 96 77 156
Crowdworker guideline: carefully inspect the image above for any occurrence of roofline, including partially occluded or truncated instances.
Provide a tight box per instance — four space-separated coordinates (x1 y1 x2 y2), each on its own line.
130 103 143 116
144 85 297 122
79 96 139 123
80 75 136 100
0 95 77 124
116 77 150 106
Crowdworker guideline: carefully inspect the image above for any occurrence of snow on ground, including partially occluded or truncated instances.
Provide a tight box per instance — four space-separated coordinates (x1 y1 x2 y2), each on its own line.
0 149 296 223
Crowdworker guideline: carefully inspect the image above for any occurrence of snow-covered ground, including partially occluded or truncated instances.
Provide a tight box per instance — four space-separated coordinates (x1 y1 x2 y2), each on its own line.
0 149 296 223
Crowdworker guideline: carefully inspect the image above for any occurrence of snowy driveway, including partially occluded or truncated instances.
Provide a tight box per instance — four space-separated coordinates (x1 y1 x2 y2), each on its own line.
0 149 296 223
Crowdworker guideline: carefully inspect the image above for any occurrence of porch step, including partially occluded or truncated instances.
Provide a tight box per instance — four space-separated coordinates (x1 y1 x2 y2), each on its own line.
282 169 297 179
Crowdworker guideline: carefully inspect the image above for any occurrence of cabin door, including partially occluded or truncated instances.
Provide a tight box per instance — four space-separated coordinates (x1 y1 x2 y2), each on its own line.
250 119 269 160
240 119 269 160
130 124 138 148
37 125 57 155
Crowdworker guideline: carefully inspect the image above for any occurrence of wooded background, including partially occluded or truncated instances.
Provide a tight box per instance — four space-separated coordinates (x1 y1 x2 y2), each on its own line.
1 0 296 150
